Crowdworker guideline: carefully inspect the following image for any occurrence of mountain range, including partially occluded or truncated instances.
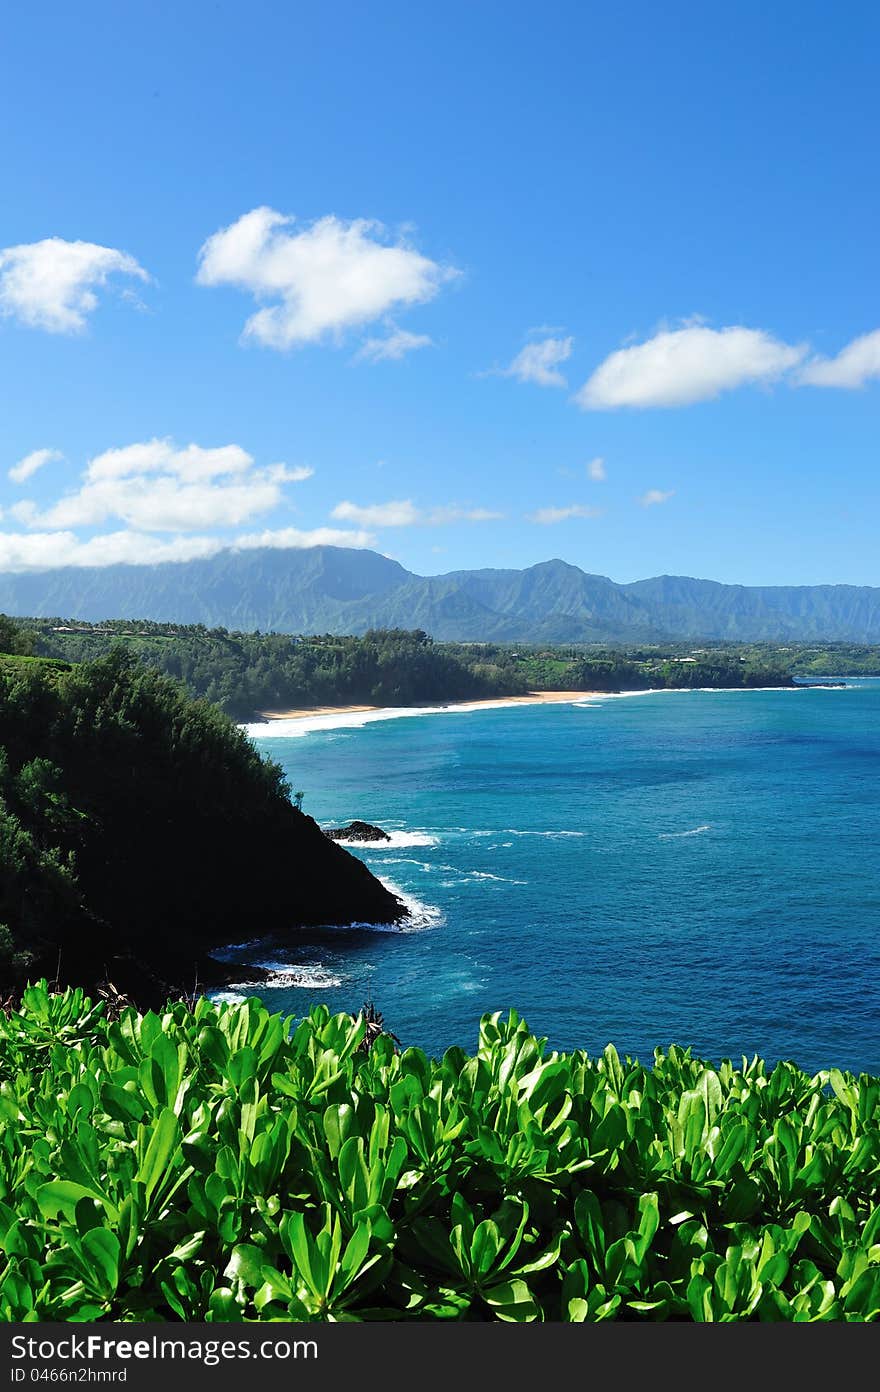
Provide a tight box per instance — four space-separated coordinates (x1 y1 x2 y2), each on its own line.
3 546 880 643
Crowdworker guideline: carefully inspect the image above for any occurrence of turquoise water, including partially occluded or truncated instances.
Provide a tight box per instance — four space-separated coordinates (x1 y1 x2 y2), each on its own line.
235 682 880 1075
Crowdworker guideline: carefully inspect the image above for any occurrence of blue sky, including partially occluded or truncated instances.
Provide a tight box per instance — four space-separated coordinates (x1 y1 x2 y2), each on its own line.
1 0 878 586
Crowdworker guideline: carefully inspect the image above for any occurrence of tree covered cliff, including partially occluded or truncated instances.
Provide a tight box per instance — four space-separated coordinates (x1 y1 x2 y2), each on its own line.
0 647 403 1002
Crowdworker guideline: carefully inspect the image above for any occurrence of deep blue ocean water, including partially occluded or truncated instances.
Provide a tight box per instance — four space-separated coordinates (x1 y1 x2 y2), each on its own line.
232 682 880 1076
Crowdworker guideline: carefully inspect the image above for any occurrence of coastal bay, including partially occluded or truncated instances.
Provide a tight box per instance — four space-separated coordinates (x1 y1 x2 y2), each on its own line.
234 680 880 1077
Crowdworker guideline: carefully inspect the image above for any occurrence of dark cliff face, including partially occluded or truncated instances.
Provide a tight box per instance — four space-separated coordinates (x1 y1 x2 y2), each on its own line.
68 799 405 967
0 651 405 1001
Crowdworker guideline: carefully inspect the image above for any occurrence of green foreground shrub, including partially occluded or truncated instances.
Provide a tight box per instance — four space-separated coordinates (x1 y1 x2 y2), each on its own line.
0 986 878 1322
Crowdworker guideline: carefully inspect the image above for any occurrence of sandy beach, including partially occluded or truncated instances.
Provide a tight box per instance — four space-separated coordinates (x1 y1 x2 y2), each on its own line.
256 691 608 720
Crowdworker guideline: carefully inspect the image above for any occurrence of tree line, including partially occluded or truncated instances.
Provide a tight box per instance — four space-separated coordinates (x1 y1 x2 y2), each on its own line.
15 618 801 718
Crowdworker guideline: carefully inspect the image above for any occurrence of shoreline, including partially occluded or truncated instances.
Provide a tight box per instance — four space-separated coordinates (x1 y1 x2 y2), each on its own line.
240 682 835 739
253 690 610 721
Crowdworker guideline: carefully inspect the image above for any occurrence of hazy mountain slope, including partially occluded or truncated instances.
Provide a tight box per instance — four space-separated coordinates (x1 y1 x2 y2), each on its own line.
625 575 880 640
0 547 410 630
2 546 880 641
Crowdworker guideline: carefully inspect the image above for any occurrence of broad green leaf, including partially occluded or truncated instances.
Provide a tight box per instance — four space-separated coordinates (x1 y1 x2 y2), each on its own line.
135 1107 180 1204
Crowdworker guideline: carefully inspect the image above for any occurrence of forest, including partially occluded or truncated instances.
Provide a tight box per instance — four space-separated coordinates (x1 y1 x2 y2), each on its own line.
20 618 806 719
0 642 401 1003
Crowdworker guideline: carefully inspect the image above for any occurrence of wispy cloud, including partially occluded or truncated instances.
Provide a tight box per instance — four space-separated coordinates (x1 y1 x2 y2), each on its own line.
356 325 434 362
639 489 675 507
9 447 64 484
587 456 606 481
332 499 420 527
495 335 574 388
428 506 504 524
332 499 503 527
798 328 880 389
526 503 602 524
234 526 375 551
196 207 456 350
0 237 150 334
576 324 806 409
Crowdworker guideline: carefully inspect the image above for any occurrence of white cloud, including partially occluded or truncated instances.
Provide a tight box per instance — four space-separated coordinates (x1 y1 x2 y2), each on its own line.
500 335 573 387
639 489 675 507
15 438 313 534
331 499 503 528
425 506 504 524
0 439 387 570
9 447 64 484
234 526 376 551
333 499 420 527
526 504 602 524
0 530 222 571
798 328 880 389
196 207 455 350
0 524 373 572
36 476 286 532
10 501 38 525
85 440 267 483
587 456 606 481
576 325 806 409
356 325 434 362
0 237 150 334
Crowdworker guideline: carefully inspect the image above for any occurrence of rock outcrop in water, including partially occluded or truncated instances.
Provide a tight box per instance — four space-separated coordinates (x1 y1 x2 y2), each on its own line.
325 820 391 843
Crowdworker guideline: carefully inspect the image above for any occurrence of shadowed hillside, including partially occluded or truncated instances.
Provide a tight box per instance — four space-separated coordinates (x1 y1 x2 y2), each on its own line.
0 648 403 1004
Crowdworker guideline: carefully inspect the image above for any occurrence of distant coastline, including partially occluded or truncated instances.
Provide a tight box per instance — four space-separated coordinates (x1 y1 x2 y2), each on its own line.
243 681 835 738
254 690 609 721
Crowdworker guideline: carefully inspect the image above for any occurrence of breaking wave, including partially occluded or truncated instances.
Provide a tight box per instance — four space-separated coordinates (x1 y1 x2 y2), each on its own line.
659 824 712 840
331 829 439 849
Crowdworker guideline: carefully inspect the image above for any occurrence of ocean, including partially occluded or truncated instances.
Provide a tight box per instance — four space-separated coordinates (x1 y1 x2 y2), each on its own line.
228 681 880 1076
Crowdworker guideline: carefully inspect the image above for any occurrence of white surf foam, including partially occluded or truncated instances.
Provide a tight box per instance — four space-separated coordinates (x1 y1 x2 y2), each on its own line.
374 877 445 932
241 695 602 740
242 701 519 740
243 684 844 742
330 829 438 849
659 824 712 840
469 870 528 884
503 828 586 839
223 960 344 991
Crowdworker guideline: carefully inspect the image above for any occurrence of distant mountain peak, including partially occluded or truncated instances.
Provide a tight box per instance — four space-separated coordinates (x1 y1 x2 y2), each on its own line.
1 545 878 642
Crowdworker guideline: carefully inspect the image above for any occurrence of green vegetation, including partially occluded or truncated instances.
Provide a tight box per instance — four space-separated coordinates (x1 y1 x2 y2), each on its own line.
0 988 877 1322
0 642 401 1001
487 645 796 694
23 618 802 719
31 623 522 719
4 546 880 643
0 615 36 658
783 645 880 677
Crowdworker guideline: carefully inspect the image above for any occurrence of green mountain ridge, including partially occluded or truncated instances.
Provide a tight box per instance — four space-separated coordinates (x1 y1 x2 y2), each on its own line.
2 547 880 641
